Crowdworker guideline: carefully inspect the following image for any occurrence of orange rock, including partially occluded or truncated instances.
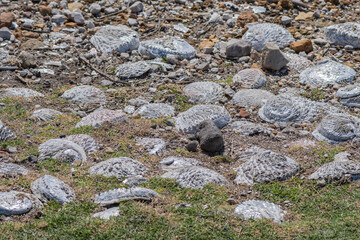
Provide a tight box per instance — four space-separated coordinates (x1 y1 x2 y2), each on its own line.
23 31 40 38
237 10 258 27
33 24 45 29
0 12 15 28
65 22 77 27
251 63 265 74
290 39 313 53
199 39 215 50
239 108 250 118
295 12 313 21
38 5 52 16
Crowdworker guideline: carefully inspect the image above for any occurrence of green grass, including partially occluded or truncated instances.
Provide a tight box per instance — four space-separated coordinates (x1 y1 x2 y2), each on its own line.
311 144 344 165
0 98 28 120
301 88 326 101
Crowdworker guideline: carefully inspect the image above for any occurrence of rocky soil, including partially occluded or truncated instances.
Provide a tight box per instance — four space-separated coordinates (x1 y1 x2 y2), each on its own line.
0 0 360 238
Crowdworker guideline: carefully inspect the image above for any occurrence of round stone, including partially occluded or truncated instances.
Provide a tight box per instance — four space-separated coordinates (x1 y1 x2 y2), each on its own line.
61 85 106 104
258 95 319 124
183 82 224 103
325 22 360 48
0 120 15 142
335 84 360 107
234 150 300 185
139 36 196 59
232 89 274 107
161 166 228 189
89 157 148 179
30 175 75 204
0 88 44 98
135 137 166 156
242 23 295 51
38 139 87 163
75 109 127 128
31 108 62 121
160 156 201 170
90 25 139 53
234 200 286 224
175 105 231 133
312 114 360 144
65 134 99 154
0 163 28 176
285 53 314 73
0 191 42 216
232 69 266 89
133 103 175 119
299 60 356 87
115 61 151 79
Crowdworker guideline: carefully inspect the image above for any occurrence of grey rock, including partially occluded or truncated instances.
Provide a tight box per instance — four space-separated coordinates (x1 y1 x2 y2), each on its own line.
160 156 201 170
0 27 12 40
285 53 314 73
139 36 196 59
128 97 149 107
183 82 224 103
89 157 148 179
62 85 106 104
208 12 221 24
124 105 135 114
122 175 148 186
313 38 328 46
261 42 289 71
230 121 271 136
0 88 44 98
0 120 15 142
0 48 9 64
0 163 28 176
130 1 144 13
51 15 66 25
281 16 292 25
162 166 228 189
72 11 85 25
299 60 356 87
65 134 99 154
127 18 138 26
18 51 37 68
232 89 274 107
185 141 198 152
92 207 120 220
94 187 158 206
115 61 151 79
173 23 189 33
30 175 75 204
226 18 235 27
196 120 224 153
0 191 42 216
234 150 300 185
90 25 139 53
38 139 87 163
335 84 360 107
325 22 360 48
175 105 231 133
135 137 166 156
234 200 286 223
75 109 127 128
233 69 266 89
31 108 62 121
226 39 252 58
242 23 294 51
133 103 174 119
312 114 360 144
89 3 101 15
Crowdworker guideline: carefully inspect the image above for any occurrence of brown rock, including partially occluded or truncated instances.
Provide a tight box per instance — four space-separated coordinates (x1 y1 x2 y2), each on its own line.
23 32 40 38
290 39 313 53
68 2 84 11
237 10 258 27
20 39 45 50
295 12 313 21
199 39 217 50
38 5 52 16
278 0 293 9
239 108 250 118
0 13 15 28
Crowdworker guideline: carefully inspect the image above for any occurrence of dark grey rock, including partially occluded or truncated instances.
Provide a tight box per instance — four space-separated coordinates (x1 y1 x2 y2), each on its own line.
0 27 12 40
261 42 289 71
89 3 101 15
51 15 66 25
185 141 198 152
0 120 15 142
122 175 148 186
196 120 224 153
130 1 144 13
226 39 252 58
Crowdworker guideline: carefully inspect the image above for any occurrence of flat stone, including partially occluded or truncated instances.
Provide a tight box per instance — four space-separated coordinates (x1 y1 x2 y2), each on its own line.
94 187 159 206
173 23 189 33
299 60 356 87
0 88 44 99
38 139 87 163
0 120 15 142
92 207 120 220
162 166 228 189
139 36 196 59
160 156 201 170
234 150 300 185
90 25 139 53
312 114 360 144
130 1 144 13
115 61 151 79
335 84 360 107
62 85 106 104
75 109 127 128
65 134 99 154
135 137 166 156
225 39 252 58
183 82 224 103
233 69 266 89
89 157 148 179
0 191 42 216
175 105 231 133
242 23 294 51
232 89 274 107
325 22 360 48
133 103 174 119
261 42 289 71
30 175 75 204
0 163 28 176
290 39 313 53
285 53 314 73
0 27 12 40
31 108 62 121
230 121 271 136
234 200 286 223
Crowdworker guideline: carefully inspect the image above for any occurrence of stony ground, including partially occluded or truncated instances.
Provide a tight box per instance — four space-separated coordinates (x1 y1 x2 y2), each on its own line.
0 0 360 239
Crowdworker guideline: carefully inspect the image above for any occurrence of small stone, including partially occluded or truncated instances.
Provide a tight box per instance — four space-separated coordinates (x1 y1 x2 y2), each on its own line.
0 27 12 40
127 18 138 26
72 12 85 25
130 1 144 13
89 3 101 15
290 40 313 53
68 2 83 12
261 42 289 71
196 120 224 153
281 16 292 25
227 198 237 205
18 51 37 68
226 39 252 59
38 5 52 16
295 12 313 21
92 207 120 220
185 141 198 152
0 13 15 28
52 15 66 25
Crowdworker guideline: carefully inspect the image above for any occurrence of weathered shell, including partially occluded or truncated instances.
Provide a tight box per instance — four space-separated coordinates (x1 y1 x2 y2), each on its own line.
175 105 231 133
90 25 139 53
258 95 319 124
242 23 295 51
0 163 28 176
335 84 360 107
38 139 87 163
89 157 148 179
31 108 62 121
299 60 356 87
61 85 106 104
0 191 42 216
234 150 300 185
75 109 127 128
0 88 44 98
234 200 286 224
133 103 175 119
232 89 274 107
161 166 228 189
183 82 224 103
325 22 360 48
115 61 151 79
312 114 360 144
0 120 15 142
139 36 196 59
232 69 266 89
30 175 75 204
160 156 201 170
285 53 314 73
65 134 99 154
94 187 159 206
92 207 120 220
135 137 166 156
